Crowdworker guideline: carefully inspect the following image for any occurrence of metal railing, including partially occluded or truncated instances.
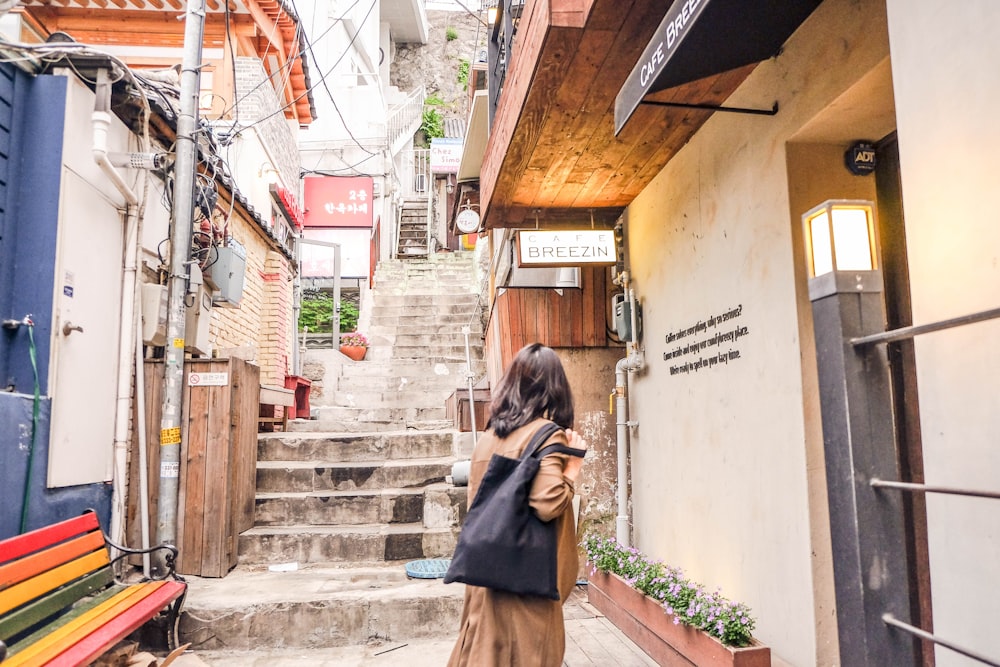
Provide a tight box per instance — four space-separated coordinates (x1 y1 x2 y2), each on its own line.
852 304 1000 667
387 86 425 157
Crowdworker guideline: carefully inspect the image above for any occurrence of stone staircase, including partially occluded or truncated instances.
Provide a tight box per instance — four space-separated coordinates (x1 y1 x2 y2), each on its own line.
397 197 430 257
179 252 486 657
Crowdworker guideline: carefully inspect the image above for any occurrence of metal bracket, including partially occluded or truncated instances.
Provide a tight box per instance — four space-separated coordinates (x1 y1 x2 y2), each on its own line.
639 99 779 116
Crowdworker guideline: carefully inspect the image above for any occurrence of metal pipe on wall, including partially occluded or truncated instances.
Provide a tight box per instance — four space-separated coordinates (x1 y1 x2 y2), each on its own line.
613 272 643 547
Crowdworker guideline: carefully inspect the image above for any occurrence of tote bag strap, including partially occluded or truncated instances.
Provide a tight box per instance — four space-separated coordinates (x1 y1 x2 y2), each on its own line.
519 421 563 461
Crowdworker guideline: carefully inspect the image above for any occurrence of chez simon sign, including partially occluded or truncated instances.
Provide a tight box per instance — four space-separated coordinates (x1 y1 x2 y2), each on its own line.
517 230 616 266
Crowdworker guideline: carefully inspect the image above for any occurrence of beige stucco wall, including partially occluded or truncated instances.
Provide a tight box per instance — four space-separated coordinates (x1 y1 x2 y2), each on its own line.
886 1 1000 662
623 0 890 664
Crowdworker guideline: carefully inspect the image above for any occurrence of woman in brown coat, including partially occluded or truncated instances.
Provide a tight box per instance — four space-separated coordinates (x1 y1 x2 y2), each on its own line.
447 343 587 667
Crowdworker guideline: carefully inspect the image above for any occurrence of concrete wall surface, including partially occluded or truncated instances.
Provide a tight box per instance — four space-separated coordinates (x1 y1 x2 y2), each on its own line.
622 0 891 664
886 1 1000 662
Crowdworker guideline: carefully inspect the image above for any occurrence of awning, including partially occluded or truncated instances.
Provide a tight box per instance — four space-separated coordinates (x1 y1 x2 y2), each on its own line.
614 0 822 134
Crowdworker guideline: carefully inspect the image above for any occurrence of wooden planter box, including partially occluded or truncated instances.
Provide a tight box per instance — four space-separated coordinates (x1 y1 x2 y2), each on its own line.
587 570 770 667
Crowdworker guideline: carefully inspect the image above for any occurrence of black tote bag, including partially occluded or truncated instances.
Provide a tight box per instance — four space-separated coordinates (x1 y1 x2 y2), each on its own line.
444 421 584 599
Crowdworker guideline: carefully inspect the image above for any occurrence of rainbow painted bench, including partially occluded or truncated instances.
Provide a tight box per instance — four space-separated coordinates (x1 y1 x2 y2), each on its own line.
0 511 187 666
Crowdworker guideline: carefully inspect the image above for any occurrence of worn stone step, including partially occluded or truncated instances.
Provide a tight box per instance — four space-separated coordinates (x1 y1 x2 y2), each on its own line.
179 564 464 650
253 484 464 527
256 456 453 494
331 374 469 393
305 404 449 423
286 418 456 434
371 294 479 307
369 314 479 327
257 431 458 463
238 524 459 564
336 360 473 378
323 388 454 409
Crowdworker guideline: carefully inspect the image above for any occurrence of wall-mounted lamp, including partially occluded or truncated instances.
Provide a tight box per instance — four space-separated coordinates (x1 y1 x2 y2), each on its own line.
446 174 455 194
803 199 880 300
258 162 280 185
487 3 499 25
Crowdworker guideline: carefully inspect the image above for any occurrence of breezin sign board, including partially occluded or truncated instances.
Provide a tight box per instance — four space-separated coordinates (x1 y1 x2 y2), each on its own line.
517 230 617 267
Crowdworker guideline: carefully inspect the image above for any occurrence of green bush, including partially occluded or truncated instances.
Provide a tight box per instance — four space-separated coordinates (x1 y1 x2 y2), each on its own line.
445 26 459 41
421 107 444 140
299 294 359 333
457 60 470 89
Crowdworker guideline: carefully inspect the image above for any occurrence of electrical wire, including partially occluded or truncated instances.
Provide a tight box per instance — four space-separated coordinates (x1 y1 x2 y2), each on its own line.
234 0 377 138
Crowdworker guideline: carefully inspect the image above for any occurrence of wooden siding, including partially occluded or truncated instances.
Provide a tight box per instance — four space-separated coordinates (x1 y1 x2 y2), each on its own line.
485 265 609 383
129 358 259 577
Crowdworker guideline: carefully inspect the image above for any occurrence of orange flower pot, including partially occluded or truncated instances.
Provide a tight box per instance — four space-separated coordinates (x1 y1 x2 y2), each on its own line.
339 345 367 361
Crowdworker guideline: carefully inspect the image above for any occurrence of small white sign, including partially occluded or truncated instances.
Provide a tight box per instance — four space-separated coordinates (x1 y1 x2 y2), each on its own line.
430 137 463 173
517 230 617 266
188 372 229 386
161 461 180 478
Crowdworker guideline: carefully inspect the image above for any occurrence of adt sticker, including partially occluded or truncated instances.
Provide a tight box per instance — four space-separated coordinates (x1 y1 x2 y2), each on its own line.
63 286 74 298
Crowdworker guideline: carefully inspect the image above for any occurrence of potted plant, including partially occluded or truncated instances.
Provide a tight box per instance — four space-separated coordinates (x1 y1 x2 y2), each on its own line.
339 332 369 361
582 534 770 667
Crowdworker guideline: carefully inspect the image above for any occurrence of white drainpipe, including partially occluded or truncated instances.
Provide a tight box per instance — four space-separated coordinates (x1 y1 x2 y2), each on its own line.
613 272 643 547
93 71 145 564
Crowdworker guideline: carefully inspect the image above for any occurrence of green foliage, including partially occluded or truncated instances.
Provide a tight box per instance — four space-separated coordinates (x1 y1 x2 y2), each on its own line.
298 293 359 333
457 60 470 90
340 300 359 332
425 93 445 106
421 107 444 140
582 534 757 647
445 26 459 41
299 293 334 332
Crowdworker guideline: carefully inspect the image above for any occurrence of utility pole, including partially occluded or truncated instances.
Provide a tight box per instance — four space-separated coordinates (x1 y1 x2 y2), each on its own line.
156 0 206 572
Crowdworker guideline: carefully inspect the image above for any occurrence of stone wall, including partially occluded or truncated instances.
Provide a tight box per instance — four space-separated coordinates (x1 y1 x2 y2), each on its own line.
391 11 487 125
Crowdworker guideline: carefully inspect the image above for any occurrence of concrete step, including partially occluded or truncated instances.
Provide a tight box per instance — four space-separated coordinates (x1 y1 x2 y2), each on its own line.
238 524 459 564
336 360 474 378
193 641 459 666
330 375 468 393
323 389 455 409
369 314 479 327
370 294 479 307
254 483 464 527
179 564 464 651
256 456 453 494
286 418 456 434
257 431 458 463
304 405 449 427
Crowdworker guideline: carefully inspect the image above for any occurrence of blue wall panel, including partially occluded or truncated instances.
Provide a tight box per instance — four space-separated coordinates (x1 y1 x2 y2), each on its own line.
0 392 112 539
0 68 112 538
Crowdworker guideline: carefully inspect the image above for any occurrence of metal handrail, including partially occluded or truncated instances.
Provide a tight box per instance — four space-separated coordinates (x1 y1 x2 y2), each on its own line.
871 478 1000 500
883 615 1000 667
851 306 1000 347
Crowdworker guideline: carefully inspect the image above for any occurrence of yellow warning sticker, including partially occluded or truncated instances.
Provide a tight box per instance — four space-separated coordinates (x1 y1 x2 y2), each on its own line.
161 427 181 445
172 338 184 348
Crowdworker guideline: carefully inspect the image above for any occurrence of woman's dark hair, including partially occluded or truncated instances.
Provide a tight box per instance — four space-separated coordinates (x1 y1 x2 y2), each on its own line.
487 343 574 438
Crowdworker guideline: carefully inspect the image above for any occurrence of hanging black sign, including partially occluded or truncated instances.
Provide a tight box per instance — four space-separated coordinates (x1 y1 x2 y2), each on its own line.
845 141 877 175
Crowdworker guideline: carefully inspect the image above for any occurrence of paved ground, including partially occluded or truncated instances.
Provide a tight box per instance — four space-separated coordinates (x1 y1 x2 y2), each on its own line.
188 586 657 666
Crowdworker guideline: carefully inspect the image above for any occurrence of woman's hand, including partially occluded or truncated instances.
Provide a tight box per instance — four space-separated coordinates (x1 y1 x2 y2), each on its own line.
562 428 588 483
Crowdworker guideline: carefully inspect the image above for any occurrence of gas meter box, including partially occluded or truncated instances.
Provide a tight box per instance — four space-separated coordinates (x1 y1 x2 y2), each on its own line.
613 293 642 342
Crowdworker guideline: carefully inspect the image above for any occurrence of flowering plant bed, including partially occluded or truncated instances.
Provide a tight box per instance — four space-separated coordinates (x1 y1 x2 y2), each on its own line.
583 535 770 666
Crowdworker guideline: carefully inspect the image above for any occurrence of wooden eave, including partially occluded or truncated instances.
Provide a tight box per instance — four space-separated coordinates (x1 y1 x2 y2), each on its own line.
481 0 757 229
19 0 313 124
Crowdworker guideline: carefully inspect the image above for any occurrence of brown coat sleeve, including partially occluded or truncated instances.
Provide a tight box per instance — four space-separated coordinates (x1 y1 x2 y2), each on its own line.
528 432 575 522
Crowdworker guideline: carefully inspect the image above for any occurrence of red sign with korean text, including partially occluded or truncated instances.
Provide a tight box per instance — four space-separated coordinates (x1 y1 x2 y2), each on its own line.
303 176 374 228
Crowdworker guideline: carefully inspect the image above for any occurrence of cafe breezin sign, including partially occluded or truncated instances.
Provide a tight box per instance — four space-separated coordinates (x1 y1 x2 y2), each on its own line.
517 230 617 267
615 0 709 134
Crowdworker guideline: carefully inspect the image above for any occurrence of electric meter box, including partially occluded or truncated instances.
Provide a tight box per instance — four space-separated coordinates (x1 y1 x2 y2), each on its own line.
209 243 246 308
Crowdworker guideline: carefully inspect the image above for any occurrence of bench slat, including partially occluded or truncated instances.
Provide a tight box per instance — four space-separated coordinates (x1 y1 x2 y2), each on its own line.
0 531 107 591
2 585 125 660
0 569 115 642
0 551 109 616
5 581 184 667
47 581 186 667
0 514 101 565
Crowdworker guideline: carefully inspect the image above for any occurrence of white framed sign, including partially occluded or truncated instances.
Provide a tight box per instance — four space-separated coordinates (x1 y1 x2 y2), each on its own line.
516 230 616 266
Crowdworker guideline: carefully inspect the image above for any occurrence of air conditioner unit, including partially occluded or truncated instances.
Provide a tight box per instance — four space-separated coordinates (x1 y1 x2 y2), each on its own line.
372 181 382 196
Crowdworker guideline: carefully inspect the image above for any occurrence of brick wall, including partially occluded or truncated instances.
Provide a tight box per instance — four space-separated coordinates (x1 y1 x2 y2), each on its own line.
233 58 299 189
